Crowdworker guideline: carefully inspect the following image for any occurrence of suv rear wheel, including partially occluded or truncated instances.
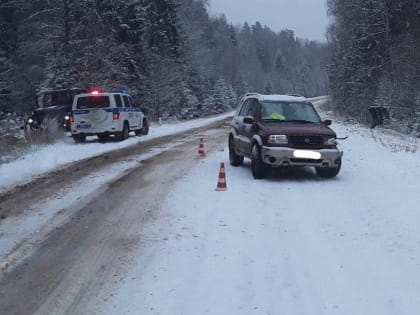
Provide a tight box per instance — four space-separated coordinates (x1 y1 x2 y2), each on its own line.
251 144 267 179
229 136 243 166
117 122 129 141
72 134 86 143
136 119 149 136
316 158 341 178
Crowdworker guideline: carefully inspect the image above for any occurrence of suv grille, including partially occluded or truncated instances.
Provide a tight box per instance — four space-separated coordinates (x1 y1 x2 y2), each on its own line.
289 135 323 149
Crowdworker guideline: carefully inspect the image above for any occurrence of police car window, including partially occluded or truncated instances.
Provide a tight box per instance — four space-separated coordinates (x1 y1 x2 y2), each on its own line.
129 96 137 107
122 95 131 108
114 94 123 108
76 96 110 109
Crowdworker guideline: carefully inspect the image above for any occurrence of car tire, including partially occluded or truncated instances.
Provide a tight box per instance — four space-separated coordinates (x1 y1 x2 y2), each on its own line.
97 133 109 143
316 158 341 178
72 134 86 143
136 119 149 136
251 144 267 179
229 136 243 166
117 122 129 141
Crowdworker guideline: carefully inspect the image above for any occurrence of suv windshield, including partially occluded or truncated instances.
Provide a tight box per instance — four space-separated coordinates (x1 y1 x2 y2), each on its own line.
261 101 321 123
76 96 110 109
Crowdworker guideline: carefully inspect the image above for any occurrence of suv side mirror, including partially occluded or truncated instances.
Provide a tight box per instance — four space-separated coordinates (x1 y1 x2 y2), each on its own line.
243 116 254 124
323 119 332 126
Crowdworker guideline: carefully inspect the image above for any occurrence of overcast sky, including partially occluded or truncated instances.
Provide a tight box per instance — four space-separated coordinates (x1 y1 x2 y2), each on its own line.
208 0 329 42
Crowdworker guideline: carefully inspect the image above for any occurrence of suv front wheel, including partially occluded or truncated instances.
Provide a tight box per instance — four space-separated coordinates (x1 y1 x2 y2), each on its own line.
229 136 243 166
251 144 267 179
316 158 341 178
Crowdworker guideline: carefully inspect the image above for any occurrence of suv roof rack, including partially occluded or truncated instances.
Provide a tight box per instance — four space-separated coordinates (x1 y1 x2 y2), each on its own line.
245 92 259 97
286 93 305 98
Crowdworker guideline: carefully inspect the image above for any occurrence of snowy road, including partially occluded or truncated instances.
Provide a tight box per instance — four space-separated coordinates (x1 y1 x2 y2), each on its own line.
96 104 420 314
1 99 420 314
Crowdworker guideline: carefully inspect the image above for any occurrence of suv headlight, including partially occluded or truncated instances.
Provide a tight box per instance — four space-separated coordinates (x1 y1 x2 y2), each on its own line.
64 115 70 121
268 135 288 144
28 118 34 124
325 137 338 145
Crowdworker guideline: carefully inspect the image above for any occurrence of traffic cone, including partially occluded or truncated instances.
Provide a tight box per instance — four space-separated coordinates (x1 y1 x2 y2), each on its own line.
198 137 206 157
215 162 227 191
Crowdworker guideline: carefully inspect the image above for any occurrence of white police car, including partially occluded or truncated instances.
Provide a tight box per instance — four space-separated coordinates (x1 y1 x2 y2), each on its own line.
70 89 149 142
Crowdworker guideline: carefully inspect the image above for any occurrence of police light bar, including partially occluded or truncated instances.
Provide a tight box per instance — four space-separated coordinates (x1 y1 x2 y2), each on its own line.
89 87 101 95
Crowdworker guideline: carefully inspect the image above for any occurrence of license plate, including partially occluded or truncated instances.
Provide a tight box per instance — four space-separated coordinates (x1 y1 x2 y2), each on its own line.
293 150 321 160
76 124 91 129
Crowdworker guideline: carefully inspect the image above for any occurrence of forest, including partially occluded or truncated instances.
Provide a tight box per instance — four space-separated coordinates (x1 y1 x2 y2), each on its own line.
327 0 420 134
2 0 418 135
0 0 328 120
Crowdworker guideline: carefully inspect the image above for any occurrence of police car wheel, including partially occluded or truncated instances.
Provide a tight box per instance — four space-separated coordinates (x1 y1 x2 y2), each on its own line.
117 122 129 141
137 119 149 135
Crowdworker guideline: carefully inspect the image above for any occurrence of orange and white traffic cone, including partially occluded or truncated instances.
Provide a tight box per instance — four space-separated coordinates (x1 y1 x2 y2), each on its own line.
198 137 206 157
215 162 227 191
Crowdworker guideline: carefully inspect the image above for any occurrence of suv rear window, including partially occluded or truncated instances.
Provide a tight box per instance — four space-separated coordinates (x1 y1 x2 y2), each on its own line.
122 95 131 107
114 94 123 108
76 96 110 109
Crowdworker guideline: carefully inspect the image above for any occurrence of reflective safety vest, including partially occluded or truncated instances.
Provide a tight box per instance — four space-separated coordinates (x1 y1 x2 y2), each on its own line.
270 112 286 120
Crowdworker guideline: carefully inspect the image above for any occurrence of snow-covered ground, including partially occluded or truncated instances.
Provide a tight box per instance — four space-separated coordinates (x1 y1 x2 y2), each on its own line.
0 113 232 270
0 113 232 193
97 108 420 314
3 98 420 314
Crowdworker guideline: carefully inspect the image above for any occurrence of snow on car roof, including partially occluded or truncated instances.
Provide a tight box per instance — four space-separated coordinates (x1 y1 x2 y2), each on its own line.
258 94 307 102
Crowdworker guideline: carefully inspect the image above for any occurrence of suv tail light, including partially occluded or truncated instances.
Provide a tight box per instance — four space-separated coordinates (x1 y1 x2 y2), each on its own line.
113 112 120 120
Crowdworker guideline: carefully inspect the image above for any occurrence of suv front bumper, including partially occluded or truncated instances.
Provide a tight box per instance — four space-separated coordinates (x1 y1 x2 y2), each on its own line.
261 146 343 168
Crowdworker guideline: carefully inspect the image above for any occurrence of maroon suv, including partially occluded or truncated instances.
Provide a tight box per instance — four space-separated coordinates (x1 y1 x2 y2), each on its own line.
228 93 343 179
